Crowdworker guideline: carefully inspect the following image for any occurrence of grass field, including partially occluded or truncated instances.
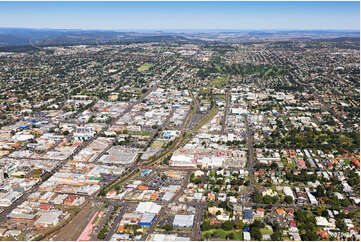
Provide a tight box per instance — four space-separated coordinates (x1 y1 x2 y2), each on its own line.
211 74 229 88
260 227 273 235
202 229 243 240
19 70 45 75
194 105 219 131
138 63 153 71
214 94 226 101
128 131 151 136
151 141 165 148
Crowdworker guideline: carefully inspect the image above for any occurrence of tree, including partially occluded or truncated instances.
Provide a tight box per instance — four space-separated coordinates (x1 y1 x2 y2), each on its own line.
222 221 234 231
97 227 107 240
284 195 293 204
163 224 173 231
263 195 273 204
270 162 279 170
250 228 262 240
341 199 351 207
316 185 324 197
271 231 281 241
229 232 235 240
336 220 347 233
302 230 319 241
98 189 106 197
253 191 263 203
235 221 244 229
201 220 212 231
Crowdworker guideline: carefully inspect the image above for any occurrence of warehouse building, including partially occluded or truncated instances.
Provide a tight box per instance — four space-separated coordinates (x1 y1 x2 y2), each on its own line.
173 214 194 228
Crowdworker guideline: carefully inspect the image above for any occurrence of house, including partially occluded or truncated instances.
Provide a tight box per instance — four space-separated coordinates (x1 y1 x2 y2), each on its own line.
254 208 265 218
262 189 278 197
208 206 224 216
243 232 251 241
39 203 52 211
316 216 334 227
262 234 271 240
64 195 76 206
275 208 286 216
289 220 297 228
306 191 318 205
289 232 301 241
283 186 295 200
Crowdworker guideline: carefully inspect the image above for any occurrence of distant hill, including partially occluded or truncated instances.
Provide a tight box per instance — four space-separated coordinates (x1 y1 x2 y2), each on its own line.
0 28 358 51
0 28 196 47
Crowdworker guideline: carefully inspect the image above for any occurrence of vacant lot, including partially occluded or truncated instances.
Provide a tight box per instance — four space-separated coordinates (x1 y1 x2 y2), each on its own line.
138 63 153 71
151 141 165 148
50 202 99 241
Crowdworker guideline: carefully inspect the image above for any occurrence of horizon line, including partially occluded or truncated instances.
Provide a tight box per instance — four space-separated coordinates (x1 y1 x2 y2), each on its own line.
0 27 360 32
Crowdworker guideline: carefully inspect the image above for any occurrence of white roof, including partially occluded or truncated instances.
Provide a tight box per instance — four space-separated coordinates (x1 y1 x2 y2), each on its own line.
35 210 62 225
243 232 251 241
173 214 194 227
316 216 330 227
136 202 161 214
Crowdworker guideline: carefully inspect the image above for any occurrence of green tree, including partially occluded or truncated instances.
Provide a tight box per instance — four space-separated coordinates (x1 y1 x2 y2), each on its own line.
253 191 263 203
336 220 348 233
163 224 173 231
284 195 293 204
250 229 262 240
222 221 234 231
263 195 273 204
271 231 281 241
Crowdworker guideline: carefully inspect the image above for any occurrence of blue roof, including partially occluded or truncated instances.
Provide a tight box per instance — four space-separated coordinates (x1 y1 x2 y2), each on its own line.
139 222 152 226
141 169 152 175
243 209 253 219
19 125 29 129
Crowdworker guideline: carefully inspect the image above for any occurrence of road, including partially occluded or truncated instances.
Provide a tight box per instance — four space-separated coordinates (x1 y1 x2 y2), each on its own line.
244 115 255 203
220 88 230 135
0 85 157 223
140 170 193 240
105 205 127 240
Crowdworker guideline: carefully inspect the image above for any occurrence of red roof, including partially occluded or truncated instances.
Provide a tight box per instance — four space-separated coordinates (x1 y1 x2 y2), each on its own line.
39 203 51 211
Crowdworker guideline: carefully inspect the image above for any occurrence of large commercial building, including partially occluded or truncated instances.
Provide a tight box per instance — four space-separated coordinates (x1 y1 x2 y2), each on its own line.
173 214 194 228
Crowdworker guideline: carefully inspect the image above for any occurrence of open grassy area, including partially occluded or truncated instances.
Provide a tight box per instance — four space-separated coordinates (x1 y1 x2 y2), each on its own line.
128 131 151 136
150 141 165 148
138 63 153 71
194 105 219 131
99 169 140 196
19 70 46 75
211 75 228 88
202 229 243 240
260 227 273 235
214 94 226 101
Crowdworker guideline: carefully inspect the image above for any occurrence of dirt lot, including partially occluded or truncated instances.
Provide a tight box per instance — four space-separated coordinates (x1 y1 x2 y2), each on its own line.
48 202 99 241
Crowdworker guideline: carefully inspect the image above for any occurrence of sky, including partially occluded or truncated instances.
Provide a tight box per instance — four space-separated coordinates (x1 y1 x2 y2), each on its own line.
0 1 359 31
